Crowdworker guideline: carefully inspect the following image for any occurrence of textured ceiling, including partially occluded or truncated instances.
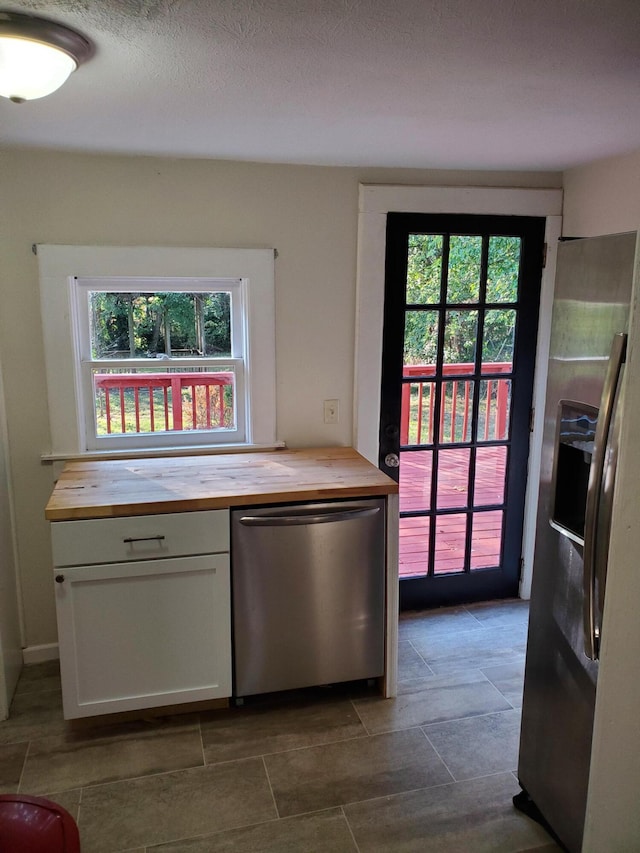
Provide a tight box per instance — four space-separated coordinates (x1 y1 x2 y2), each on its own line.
1 0 640 170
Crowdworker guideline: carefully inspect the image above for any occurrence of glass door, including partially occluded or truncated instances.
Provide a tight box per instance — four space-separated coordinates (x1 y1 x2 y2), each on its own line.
379 214 545 609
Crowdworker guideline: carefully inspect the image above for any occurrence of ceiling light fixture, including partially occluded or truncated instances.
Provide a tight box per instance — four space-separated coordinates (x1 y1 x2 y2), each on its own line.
0 11 93 103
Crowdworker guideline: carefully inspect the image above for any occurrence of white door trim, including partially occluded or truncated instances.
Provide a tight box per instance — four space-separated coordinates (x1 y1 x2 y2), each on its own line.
353 184 563 601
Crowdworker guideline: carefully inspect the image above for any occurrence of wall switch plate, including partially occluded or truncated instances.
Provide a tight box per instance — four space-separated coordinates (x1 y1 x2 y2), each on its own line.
323 399 339 424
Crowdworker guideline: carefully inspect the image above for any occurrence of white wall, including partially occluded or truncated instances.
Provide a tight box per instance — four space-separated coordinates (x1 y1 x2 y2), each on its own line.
562 147 640 851
0 359 22 715
0 147 560 652
563 148 640 237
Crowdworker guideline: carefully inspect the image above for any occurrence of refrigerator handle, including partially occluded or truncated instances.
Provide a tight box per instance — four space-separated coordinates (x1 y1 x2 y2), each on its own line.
583 332 627 661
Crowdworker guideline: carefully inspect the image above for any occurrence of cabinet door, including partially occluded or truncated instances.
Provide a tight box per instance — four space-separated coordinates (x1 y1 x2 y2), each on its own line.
54 554 231 719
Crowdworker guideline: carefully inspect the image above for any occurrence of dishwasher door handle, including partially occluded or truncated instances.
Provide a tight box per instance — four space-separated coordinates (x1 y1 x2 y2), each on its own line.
237 506 381 526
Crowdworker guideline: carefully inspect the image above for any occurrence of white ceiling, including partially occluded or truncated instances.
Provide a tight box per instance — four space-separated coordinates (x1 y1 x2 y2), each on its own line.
2 0 640 171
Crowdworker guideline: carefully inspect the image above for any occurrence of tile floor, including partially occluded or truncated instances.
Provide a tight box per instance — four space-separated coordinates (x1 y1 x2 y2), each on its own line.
0 599 561 852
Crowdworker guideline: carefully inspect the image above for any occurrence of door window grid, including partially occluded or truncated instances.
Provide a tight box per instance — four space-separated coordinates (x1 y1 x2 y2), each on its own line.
401 230 519 577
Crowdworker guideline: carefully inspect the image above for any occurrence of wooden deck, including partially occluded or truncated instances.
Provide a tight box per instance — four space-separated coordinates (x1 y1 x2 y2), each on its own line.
398 446 507 578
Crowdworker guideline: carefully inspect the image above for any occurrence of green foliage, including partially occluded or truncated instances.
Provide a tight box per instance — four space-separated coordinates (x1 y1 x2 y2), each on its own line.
403 234 521 366
406 234 442 303
90 291 231 358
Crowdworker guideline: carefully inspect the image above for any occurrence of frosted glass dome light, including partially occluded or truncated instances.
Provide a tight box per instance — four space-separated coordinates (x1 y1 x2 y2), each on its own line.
0 11 93 103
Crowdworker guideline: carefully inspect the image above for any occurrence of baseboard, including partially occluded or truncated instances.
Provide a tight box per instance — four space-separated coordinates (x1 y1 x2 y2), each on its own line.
22 643 60 664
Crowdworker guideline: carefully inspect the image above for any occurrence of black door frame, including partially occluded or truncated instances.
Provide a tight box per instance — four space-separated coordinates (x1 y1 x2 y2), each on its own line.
379 213 546 610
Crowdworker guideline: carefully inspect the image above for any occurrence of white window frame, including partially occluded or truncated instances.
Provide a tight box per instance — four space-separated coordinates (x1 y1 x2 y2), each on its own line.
38 246 276 458
74 276 247 450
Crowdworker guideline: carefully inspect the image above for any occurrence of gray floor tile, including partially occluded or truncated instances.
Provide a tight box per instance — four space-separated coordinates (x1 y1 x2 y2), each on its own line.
424 708 521 780
398 640 434 682
264 727 452 817
344 771 561 852
201 696 365 764
0 690 66 745
14 660 62 695
354 670 511 734
465 599 530 629
399 607 480 641
410 624 527 674
42 788 82 821
482 661 526 708
148 808 359 852
78 758 277 853
0 742 27 791
20 717 204 794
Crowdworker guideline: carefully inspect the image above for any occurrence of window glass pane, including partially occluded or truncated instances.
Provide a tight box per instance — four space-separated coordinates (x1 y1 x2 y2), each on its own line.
482 308 516 371
402 381 435 445
406 234 442 304
404 310 439 365
89 292 232 359
447 236 481 303
443 310 477 365
470 510 504 570
477 379 511 441
440 379 474 443
434 513 467 574
399 516 429 578
436 447 470 509
92 367 235 436
486 237 521 303
399 450 432 512
475 446 507 506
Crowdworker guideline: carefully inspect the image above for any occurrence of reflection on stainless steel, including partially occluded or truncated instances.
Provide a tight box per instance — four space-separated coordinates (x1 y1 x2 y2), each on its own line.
231 498 385 698
595 368 624 628
583 333 627 660
516 232 637 853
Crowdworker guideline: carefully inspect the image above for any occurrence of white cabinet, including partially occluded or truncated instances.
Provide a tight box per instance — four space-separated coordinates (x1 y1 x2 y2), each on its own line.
52 510 231 719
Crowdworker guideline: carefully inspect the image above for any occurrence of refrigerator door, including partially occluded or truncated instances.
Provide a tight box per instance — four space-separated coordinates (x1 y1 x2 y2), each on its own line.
517 232 637 853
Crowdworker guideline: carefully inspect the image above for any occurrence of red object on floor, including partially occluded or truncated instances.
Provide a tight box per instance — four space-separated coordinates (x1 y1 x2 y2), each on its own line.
0 795 80 852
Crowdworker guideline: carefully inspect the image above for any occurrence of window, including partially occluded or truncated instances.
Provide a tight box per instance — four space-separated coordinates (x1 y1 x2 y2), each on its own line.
39 246 276 456
75 278 246 449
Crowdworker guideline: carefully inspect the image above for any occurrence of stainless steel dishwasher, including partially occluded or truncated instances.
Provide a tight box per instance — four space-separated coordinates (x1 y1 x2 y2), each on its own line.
231 498 385 697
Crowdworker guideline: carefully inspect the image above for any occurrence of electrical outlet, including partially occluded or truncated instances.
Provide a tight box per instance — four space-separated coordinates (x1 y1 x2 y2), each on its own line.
323 399 339 424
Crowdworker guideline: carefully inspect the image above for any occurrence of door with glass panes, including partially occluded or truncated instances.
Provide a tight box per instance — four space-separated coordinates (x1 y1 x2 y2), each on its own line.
379 214 545 609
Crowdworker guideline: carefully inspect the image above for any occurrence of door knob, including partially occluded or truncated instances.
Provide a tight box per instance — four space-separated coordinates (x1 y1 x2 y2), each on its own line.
384 453 400 468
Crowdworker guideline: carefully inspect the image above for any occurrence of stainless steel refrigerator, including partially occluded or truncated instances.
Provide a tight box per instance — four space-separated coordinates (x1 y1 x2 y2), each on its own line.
515 231 638 852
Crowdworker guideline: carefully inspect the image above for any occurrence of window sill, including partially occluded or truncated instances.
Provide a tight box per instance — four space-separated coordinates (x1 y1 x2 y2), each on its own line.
41 441 287 464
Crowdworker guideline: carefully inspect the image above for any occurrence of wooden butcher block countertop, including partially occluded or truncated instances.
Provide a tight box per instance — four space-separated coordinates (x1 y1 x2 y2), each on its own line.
45 447 398 521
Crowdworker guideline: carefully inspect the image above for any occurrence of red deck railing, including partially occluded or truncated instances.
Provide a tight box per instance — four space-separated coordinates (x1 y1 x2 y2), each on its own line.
401 362 511 445
94 372 234 434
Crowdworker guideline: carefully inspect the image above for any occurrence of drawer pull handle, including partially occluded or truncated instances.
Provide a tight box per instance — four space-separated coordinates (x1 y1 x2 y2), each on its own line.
55 574 65 584
122 535 166 544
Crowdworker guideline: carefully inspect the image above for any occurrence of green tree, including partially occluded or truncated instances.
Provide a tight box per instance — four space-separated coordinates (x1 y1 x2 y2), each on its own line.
89 291 232 358
403 234 521 366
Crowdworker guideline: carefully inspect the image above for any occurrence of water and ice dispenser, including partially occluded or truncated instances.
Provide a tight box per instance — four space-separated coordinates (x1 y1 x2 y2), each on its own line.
550 401 598 543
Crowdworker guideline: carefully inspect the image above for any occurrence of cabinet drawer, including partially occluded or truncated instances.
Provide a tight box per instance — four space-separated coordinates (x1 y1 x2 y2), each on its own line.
51 509 229 567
